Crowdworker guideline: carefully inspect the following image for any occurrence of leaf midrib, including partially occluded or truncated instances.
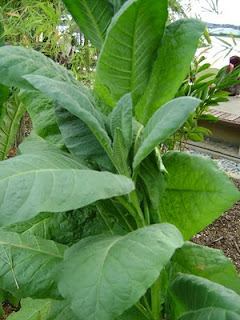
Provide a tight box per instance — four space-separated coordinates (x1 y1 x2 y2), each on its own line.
82 0 105 47
0 240 64 258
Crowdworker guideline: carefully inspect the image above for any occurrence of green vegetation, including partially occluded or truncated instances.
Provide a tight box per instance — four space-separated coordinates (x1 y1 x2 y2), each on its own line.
0 0 239 319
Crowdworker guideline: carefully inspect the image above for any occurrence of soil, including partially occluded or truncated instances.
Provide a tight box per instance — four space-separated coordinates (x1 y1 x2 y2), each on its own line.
1 302 19 320
192 178 240 273
0 179 239 319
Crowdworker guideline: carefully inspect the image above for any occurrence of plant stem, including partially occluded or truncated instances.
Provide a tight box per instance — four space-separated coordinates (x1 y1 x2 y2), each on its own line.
111 199 135 232
143 193 150 225
135 302 152 320
151 275 162 320
116 196 142 228
129 190 146 227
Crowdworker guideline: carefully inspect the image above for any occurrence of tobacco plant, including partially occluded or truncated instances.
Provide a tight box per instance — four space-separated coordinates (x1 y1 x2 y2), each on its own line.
0 0 239 319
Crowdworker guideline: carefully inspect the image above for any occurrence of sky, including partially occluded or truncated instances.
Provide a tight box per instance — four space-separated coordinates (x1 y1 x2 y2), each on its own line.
182 0 240 25
180 0 240 68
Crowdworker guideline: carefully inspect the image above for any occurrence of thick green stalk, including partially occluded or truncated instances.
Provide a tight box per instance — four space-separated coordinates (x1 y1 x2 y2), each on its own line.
129 190 146 228
151 275 162 320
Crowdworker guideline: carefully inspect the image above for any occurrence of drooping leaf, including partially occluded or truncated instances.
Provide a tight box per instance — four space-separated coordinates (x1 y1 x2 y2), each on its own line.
133 97 201 169
0 93 25 161
7 298 52 320
57 223 183 320
19 91 64 149
0 231 66 299
159 152 240 239
18 132 68 156
54 104 112 169
0 46 89 93
110 93 133 152
168 242 240 294
23 75 114 161
0 152 134 227
62 0 113 50
95 0 168 106
136 19 205 124
167 273 240 320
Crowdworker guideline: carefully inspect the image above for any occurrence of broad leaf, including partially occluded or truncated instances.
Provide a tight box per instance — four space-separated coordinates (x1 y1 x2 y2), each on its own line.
0 46 89 92
106 0 128 13
46 299 76 320
0 46 83 90
0 152 134 226
95 0 168 106
0 21 4 47
167 273 240 320
133 97 201 169
57 223 183 320
18 132 68 156
138 153 167 215
54 104 112 168
19 90 64 148
136 19 205 124
0 231 66 299
178 309 240 320
110 93 133 152
24 75 114 161
112 128 131 175
169 242 240 294
62 0 113 50
159 152 240 239
4 206 114 246
7 298 51 320
116 306 147 319
0 84 10 109
0 93 25 160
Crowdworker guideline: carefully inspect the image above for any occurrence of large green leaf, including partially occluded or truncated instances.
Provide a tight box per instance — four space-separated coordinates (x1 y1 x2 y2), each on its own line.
4 205 113 247
19 90 64 148
169 242 240 294
136 19 205 124
116 306 147 319
106 0 128 13
0 152 134 227
0 231 66 299
46 299 76 320
0 93 25 161
23 75 114 161
0 21 4 47
57 223 183 320
7 298 52 320
110 93 132 152
179 308 240 320
167 273 240 320
0 84 10 109
62 0 113 50
54 103 111 168
95 0 168 106
159 152 240 239
138 152 167 214
133 97 201 169
0 46 88 92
